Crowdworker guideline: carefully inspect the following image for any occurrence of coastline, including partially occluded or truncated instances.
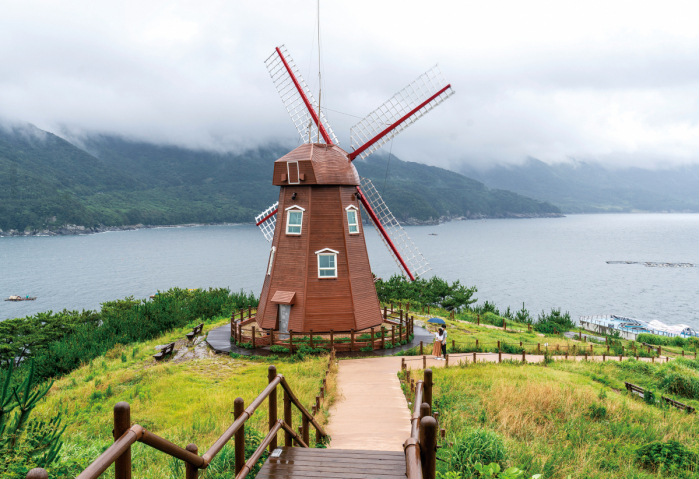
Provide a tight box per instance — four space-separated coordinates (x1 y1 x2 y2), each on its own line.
0 213 566 238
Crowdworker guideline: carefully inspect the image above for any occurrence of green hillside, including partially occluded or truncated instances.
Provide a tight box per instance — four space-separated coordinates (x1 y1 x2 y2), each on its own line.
463 158 699 213
0 124 561 233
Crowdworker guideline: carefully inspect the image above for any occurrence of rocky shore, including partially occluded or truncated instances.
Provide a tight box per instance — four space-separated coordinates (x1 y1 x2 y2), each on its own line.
1 212 564 237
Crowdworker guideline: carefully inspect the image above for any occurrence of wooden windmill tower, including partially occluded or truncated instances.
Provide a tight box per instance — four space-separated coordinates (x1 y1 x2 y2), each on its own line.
253 45 454 336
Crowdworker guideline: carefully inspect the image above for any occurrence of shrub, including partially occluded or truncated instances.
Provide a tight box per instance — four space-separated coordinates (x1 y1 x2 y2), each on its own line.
360 346 373 352
657 372 699 400
269 345 290 354
588 404 607 420
445 428 507 474
636 440 698 472
533 309 575 334
384 342 394 349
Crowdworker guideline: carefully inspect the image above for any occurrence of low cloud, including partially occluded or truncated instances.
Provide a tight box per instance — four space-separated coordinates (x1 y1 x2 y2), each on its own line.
2 0 699 170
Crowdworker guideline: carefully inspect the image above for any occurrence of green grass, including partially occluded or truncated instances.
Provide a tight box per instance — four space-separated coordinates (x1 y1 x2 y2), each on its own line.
32 317 335 478
403 360 699 478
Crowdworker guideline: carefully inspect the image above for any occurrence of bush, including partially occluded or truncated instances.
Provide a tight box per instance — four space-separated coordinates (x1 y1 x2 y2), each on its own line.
657 372 699 400
360 346 373 352
375 275 477 312
636 440 698 472
269 345 290 354
445 428 508 474
588 404 607 420
533 309 575 334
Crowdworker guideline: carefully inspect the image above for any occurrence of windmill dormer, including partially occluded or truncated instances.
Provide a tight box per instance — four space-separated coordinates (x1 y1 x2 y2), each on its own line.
273 143 360 186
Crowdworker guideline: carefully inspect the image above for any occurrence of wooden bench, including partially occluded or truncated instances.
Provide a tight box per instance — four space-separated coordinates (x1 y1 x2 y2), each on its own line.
625 382 694 413
186 323 204 341
153 342 176 361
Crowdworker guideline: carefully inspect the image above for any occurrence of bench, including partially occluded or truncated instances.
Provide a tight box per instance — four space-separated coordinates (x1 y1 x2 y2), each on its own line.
153 342 176 361
625 382 694 413
186 323 204 341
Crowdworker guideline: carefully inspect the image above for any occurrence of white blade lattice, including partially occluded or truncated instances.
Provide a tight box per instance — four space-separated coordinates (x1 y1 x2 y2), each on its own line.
360 177 430 278
264 45 339 145
350 66 454 161
255 202 278 242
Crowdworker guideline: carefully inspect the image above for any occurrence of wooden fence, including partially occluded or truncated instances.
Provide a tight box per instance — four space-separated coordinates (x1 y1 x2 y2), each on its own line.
232 308 415 352
403 369 439 479
25 356 334 479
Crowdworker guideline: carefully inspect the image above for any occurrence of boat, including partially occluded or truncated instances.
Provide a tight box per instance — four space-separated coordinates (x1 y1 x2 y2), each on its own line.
5 295 37 301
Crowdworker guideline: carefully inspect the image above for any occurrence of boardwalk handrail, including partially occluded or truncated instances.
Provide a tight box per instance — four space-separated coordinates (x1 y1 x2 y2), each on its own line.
29 361 331 479
404 369 437 479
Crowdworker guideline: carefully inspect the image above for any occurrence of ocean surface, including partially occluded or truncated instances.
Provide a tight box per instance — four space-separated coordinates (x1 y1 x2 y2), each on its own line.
2 214 698 328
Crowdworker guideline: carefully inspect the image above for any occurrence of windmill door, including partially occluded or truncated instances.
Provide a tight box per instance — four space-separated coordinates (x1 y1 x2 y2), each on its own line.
278 304 291 338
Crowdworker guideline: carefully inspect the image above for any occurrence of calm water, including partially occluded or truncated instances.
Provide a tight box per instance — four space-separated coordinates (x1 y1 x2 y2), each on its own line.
2 214 698 327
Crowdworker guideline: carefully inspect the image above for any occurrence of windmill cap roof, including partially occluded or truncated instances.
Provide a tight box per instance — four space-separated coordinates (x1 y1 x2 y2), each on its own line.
273 143 360 186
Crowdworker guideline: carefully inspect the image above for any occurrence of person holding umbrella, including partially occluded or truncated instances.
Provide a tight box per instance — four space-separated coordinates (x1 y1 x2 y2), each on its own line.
428 317 447 360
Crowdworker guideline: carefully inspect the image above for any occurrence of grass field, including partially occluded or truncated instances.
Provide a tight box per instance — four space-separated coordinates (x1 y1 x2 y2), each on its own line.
32 317 336 478
401 359 699 478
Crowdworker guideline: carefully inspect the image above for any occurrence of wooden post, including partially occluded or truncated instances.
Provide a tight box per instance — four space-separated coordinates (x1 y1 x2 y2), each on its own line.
423 355 426 369
114 402 131 479
330 330 334 351
522 351 526 363
391 302 394 313
473 352 476 363
498 350 502 363
607 345 610 353
497 340 500 350
268 366 278 452
683 350 685 357
400 309 404 323
538 343 541 354
427 305 430 314
234 398 245 475
446 354 449 367
350 329 355 352
477 314 480 325
503 318 506 330
310 330 314 349
302 412 310 446
391 325 395 347
371 327 375 350
384 306 387 319
284 389 292 447
420 416 438 479
251 326 256 349
248 306 252 318
452 339 455 350
240 309 244 322
399 322 403 343
603 354 606 362
424 369 433 408
402 357 406 370
289 331 294 354
185 444 198 479
316 395 321 412
399 301 402 310
476 339 479 349
382 327 386 350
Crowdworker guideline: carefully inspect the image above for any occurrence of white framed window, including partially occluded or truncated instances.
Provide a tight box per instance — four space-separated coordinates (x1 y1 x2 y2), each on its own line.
345 205 359 234
285 205 305 235
267 246 276 275
315 248 339 278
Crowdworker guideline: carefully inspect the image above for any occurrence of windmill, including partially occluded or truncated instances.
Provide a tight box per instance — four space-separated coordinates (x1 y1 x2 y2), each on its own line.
253 45 454 337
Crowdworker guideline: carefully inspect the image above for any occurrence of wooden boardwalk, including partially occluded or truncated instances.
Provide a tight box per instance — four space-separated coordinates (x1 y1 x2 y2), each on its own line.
256 447 406 479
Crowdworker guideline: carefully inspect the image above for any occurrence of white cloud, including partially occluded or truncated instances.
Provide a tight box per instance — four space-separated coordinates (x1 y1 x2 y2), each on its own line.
2 0 699 169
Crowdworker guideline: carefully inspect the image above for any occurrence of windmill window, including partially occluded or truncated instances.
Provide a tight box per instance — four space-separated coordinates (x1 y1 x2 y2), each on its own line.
315 248 339 278
345 205 359 234
285 206 305 235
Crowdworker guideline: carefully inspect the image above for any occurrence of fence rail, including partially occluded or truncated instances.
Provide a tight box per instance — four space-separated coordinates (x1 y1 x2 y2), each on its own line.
26 356 334 479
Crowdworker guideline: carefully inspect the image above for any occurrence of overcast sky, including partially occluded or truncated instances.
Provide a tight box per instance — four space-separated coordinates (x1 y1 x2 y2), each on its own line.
2 0 699 170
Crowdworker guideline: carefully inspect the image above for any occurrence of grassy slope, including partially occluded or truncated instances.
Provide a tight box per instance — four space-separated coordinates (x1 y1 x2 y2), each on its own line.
425 361 699 478
33 316 335 478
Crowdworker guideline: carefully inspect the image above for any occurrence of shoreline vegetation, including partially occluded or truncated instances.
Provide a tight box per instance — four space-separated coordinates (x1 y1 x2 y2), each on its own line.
0 212 566 238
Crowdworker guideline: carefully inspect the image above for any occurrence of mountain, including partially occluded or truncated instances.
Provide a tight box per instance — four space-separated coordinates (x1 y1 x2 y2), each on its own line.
462 158 699 214
0 124 561 233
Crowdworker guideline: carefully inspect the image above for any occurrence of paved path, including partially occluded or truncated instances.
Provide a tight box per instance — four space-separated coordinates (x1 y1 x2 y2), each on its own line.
327 357 411 451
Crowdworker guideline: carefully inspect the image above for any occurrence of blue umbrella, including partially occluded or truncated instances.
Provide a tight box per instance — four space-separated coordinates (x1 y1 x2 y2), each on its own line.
427 317 446 325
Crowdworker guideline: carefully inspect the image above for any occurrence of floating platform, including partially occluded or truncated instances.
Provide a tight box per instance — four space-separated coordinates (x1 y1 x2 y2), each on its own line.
580 314 698 341
607 261 694 267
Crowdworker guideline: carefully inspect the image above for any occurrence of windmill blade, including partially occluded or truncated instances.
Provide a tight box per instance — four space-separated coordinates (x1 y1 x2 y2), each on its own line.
264 45 339 145
348 66 454 161
358 177 430 280
255 202 279 242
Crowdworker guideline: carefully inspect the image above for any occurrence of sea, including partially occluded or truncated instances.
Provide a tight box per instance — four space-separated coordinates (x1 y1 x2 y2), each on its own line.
1 213 698 328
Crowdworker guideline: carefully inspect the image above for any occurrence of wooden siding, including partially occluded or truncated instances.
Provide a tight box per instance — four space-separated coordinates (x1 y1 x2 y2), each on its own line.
273 144 359 186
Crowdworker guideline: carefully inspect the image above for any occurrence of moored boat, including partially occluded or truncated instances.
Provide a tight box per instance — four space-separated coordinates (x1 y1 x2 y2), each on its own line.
5 295 37 301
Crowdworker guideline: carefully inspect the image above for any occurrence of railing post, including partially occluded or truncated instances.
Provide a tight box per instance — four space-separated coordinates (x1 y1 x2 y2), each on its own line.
391 325 395 347
248 306 251 318
350 329 355 352
477 314 480 325
284 389 292 447
330 330 334 351
381 327 386 349
309 330 314 349
234 398 245 475
268 366 278 452
399 322 403 344
419 415 437 479
423 355 426 369
114 401 132 479
371 327 375 350
252 326 256 349
420 402 431 420
424 369 433 409
384 306 387 319
445 354 449 367
498 350 502 363
185 444 198 479
302 412 310 446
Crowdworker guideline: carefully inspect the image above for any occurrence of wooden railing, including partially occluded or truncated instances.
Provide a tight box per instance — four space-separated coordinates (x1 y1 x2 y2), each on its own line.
25 361 331 479
232 309 415 353
404 368 438 479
